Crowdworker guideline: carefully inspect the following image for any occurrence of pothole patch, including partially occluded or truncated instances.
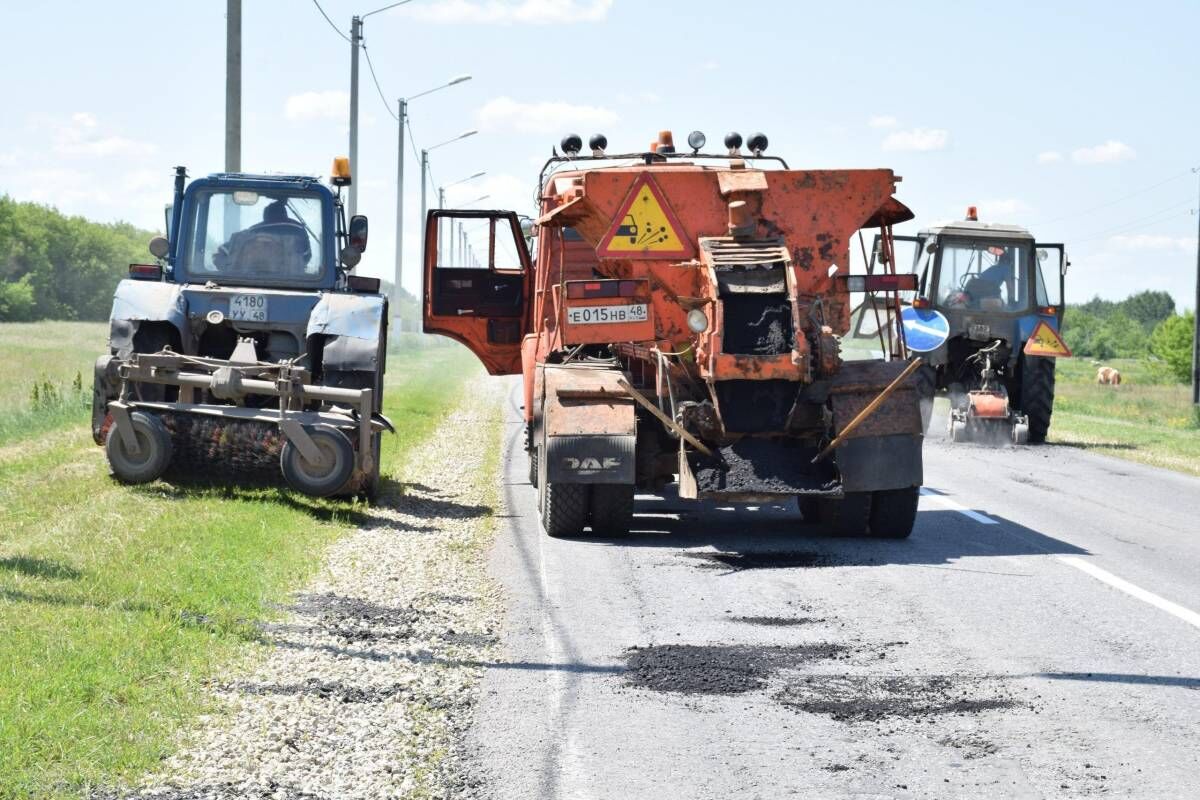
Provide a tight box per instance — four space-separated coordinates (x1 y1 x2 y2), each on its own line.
687 551 834 571
776 675 1019 722
733 615 826 627
623 643 847 695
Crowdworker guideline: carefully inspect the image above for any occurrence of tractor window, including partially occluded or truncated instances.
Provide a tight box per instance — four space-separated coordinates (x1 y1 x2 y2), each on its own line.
935 241 1030 312
185 190 325 283
1034 246 1063 306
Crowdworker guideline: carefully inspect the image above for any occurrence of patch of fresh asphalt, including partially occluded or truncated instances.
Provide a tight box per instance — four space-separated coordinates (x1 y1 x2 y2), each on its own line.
466 380 1200 798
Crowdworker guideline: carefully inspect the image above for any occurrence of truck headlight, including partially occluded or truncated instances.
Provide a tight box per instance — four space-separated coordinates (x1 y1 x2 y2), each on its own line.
687 308 708 333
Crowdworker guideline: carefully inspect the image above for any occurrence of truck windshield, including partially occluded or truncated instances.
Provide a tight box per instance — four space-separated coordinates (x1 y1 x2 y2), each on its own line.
935 241 1030 312
184 189 325 283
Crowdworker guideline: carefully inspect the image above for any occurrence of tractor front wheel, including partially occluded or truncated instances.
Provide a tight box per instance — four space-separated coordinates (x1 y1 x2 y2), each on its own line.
1020 355 1056 444
105 411 173 484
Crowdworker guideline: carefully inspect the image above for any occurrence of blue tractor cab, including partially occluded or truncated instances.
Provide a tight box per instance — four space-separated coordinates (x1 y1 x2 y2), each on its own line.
93 160 392 499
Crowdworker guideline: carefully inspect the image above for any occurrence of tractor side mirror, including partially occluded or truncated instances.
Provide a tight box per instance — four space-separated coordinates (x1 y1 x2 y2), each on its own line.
349 214 368 253
340 245 362 269
148 236 170 260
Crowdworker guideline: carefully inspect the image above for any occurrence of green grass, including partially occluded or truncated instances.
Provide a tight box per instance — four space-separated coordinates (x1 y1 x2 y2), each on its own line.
0 321 106 447
1048 357 1200 476
0 326 483 799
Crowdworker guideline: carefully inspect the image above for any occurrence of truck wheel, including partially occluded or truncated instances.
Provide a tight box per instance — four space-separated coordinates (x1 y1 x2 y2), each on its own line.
105 411 173 484
591 484 634 536
280 425 356 498
818 492 872 536
528 446 539 488
1020 355 1056 444
868 487 919 539
541 481 589 539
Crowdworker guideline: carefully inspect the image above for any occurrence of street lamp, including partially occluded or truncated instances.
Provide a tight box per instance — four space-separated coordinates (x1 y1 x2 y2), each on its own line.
420 130 478 274
438 173 486 266
394 76 472 314
347 0 414 218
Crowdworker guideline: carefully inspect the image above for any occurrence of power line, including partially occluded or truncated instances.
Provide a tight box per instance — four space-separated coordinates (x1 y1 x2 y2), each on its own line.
361 43 400 122
1071 198 1194 244
1038 168 1194 226
310 0 351 42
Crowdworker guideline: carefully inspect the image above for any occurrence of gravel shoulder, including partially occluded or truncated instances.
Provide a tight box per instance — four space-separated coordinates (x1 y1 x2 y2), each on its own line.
96 376 506 800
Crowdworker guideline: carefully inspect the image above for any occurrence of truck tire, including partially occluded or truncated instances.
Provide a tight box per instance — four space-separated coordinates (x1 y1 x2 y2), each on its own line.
528 446 539 488
590 484 634 536
1020 355 1056 444
868 487 919 539
541 481 589 539
105 411 173 484
818 492 872 536
280 425 356 498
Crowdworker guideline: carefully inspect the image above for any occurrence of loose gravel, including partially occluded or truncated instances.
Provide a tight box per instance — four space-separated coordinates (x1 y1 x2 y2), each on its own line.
95 378 504 800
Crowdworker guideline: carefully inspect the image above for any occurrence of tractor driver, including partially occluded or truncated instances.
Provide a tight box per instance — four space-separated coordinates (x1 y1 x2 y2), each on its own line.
963 246 1015 309
213 198 312 276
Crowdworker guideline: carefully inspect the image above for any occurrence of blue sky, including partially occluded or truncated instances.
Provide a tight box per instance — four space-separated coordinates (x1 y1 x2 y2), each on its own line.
0 0 1196 310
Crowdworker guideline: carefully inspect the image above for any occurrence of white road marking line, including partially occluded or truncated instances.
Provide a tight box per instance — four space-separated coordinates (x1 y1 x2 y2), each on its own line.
1058 556 1200 631
919 487 999 525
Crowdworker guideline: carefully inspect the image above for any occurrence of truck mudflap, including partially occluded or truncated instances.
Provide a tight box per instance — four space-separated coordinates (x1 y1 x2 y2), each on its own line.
678 438 840 502
541 364 636 485
829 359 924 492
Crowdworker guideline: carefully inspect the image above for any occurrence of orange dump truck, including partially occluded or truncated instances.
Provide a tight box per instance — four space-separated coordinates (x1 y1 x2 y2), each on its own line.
424 131 924 538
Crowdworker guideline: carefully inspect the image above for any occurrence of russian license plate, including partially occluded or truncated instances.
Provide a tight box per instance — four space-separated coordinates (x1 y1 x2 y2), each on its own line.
566 303 648 325
229 294 268 322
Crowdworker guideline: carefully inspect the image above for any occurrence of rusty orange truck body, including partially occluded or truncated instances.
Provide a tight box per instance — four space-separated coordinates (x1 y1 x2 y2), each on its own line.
424 131 924 538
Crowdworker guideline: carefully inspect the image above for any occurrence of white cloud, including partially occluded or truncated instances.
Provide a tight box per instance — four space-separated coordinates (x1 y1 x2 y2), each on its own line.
1109 233 1196 253
477 96 618 134
285 90 349 122
616 91 660 105
701 60 720 71
1071 140 1136 164
881 128 949 152
1037 151 1063 164
444 173 534 215
53 112 156 157
868 115 898 129
404 0 611 24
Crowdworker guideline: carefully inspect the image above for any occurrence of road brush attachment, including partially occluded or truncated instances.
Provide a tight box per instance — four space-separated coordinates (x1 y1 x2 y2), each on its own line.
97 345 392 497
948 340 1029 445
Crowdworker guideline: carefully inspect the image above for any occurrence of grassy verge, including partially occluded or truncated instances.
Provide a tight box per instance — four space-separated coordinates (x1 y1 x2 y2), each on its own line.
0 328 482 799
1048 357 1200 476
0 321 105 447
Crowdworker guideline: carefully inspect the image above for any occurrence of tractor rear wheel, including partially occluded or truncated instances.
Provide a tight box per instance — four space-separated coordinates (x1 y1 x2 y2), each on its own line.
1020 355 1056 444
105 411 173 484
541 481 589 538
818 492 872 536
868 486 919 539
590 484 634 536
280 425 356 498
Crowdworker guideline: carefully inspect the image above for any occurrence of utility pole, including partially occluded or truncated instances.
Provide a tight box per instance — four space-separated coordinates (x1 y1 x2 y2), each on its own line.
394 98 407 320
225 0 241 172
348 15 362 217
1192 167 1199 406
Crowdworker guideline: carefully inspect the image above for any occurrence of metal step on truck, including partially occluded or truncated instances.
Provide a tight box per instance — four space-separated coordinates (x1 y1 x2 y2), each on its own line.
423 130 926 538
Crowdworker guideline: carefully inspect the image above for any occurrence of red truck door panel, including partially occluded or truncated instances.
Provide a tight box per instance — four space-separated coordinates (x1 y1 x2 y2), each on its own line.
423 210 531 375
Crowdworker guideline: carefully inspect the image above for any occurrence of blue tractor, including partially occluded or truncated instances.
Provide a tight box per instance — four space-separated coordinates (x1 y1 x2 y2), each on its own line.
881 208 1070 444
92 160 392 499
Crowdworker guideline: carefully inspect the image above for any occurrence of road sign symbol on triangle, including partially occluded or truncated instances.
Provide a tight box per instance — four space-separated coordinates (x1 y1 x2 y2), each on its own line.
597 174 693 259
1024 320 1072 357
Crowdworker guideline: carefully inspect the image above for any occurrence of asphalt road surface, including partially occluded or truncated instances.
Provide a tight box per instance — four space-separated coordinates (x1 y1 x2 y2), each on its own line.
468 381 1200 799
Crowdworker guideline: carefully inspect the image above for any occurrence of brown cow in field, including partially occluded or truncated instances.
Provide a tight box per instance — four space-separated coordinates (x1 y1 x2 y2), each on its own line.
1096 366 1122 386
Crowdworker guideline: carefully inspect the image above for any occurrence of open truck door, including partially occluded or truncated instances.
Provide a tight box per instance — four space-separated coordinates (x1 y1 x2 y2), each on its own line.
424 209 531 375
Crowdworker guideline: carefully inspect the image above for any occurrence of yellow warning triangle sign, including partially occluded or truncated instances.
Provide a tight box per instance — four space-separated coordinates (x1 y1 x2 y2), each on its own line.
597 175 692 259
1024 320 1072 357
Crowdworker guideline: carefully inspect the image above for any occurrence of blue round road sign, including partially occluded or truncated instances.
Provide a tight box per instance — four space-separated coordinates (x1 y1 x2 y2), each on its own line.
901 307 950 353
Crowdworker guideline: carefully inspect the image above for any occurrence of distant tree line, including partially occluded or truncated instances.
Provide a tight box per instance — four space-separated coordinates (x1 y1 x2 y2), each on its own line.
1063 289 1194 381
0 195 156 322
